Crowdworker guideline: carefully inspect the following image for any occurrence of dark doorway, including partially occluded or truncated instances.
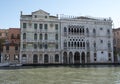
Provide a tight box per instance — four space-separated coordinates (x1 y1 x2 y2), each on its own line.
33 54 38 63
69 52 73 64
44 54 49 63
87 52 90 63
0 53 1 63
81 52 85 63
63 52 67 64
74 52 80 64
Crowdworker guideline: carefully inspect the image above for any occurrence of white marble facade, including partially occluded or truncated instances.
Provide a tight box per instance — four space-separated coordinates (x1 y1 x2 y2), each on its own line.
20 10 114 64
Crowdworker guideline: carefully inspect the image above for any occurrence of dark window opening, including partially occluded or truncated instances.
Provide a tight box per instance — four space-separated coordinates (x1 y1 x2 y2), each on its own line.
55 54 59 62
34 44 37 49
23 23 27 28
6 45 9 50
55 24 58 30
45 34 48 40
44 24 48 30
34 23 37 29
14 54 19 60
11 34 14 39
39 24 43 29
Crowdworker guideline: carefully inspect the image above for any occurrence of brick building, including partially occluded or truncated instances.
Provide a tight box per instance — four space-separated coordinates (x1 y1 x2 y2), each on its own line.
1 28 20 63
0 29 8 63
113 28 120 62
0 29 8 39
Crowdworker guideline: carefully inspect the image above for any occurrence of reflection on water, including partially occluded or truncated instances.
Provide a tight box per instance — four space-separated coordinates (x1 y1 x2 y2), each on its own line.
0 66 120 84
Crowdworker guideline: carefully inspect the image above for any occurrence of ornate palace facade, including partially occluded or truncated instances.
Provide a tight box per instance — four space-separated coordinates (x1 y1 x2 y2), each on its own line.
20 10 114 64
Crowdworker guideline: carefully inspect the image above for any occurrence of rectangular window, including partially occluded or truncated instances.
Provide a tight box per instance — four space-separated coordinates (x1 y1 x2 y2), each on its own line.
11 34 14 39
5 54 9 61
107 29 110 33
39 44 42 49
22 55 27 60
45 34 47 40
34 23 37 29
6 45 9 50
100 40 103 43
34 34 37 40
34 15 37 18
39 24 43 29
109 53 111 57
45 16 47 18
44 44 48 49
34 44 37 49
94 53 96 57
5 33 7 36
100 27 103 30
55 24 58 30
15 45 18 50
17 34 20 39
23 44 26 49
117 32 119 35
14 54 19 60
56 44 58 49
94 53 97 62
55 34 58 40
109 58 111 61
44 24 48 30
39 34 42 40
23 23 27 28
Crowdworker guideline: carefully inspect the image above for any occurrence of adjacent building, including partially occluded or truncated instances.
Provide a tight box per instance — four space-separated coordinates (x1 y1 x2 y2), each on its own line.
2 28 20 63
0 29 8 62
113 28 120 62
20 10 114 64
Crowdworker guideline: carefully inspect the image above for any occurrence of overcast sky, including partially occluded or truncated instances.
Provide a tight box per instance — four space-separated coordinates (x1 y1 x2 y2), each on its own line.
0 0 120 29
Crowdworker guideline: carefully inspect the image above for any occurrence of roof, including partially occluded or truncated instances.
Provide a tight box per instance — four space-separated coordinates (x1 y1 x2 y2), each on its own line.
9 28 20 30
21 15 32 18
76 16 96 20
32 9 50 15
113 28 120 31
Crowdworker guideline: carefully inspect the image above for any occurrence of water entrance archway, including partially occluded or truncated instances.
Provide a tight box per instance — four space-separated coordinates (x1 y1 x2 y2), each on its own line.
44 54 49 63
69 52 73 64
33 54 38 63
63 52 67 64
81 52 85 63
74 52 80 64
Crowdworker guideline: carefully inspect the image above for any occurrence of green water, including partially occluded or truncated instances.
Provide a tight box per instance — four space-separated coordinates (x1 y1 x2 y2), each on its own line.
0 66 120 84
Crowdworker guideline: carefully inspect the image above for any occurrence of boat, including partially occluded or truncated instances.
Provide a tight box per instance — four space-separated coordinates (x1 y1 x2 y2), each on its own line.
0 62 10 67
9 63 22 67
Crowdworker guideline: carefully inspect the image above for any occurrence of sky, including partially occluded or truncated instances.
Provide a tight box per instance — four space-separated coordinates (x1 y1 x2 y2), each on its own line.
0 0 120 29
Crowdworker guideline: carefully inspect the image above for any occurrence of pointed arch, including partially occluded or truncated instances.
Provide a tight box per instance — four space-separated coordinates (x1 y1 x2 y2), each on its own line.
74 42 76 48
69 52 73 64
44 54 49 63
87 52 90 63
64 27 67 32
63 52 67 64
81 52 85 63
74 52 80 64
33 54 38 63
77 42 79 47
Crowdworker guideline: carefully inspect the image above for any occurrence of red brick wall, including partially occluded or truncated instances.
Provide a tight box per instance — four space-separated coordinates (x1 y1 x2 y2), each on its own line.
7 28 20 44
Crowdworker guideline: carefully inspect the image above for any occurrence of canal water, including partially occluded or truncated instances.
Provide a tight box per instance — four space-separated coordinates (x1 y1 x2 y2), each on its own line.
0 66 120 84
